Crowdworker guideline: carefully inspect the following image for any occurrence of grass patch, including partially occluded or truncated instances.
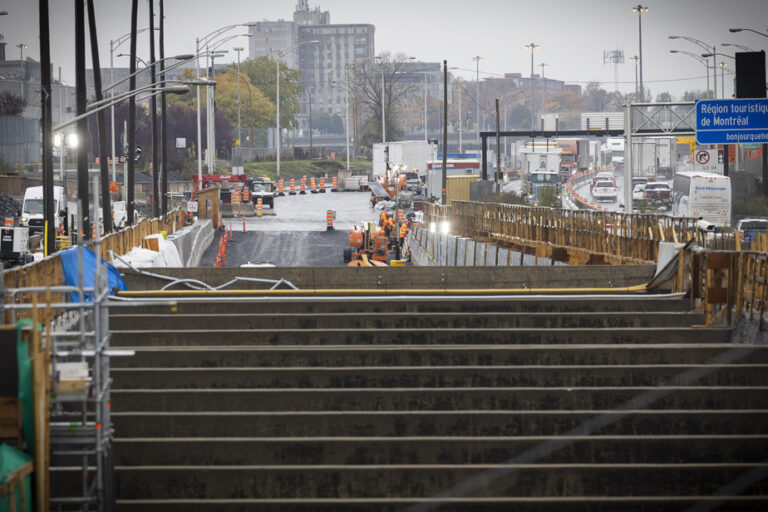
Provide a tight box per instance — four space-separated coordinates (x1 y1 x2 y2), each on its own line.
244 159 371 181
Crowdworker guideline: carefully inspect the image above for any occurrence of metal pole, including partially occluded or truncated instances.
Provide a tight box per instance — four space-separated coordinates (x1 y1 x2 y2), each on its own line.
75 0 89 239
17 43 25 101
423 73 428 142
236 48 242 143
637 8 645 101
345 64 350 170
110 42 116 184
127 0 137 225
474 56 481 144
441 60 448 204
381 66 386 143
160 0 167 215
148 0 158 217
195 37 202 189
713 46 718 99
275 59 284 176
495 98 500 190
39 0 55 251
458 80 462 153
624 101 634 213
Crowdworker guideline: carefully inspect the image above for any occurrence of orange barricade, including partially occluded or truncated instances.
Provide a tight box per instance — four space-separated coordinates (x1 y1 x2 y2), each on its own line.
326 210 334 231
398 210 405 222
310 177 317 193
289 179 296 195
277 180 284 196
319 177 326 193
256 198 263 217
331 177 338 192
300 177 307 195
4 218 13 228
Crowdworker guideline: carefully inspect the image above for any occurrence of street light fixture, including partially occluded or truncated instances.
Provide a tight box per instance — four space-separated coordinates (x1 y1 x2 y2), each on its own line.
718 61 728 99
721 42 754 51
632 5 648 100
729 28 768 39
538 63 548 113
670 49 711 95
524 44 538 130
669 35 718 98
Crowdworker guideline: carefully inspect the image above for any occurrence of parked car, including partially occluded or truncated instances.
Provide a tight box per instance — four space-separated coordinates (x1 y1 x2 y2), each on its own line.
735 218 768 244
592 180 618 202
642 182 673 209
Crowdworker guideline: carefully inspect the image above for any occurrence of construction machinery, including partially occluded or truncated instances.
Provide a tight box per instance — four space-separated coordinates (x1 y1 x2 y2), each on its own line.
344 221 388 266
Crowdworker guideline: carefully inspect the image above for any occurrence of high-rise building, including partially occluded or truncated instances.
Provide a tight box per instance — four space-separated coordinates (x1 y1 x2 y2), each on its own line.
248 3 375 131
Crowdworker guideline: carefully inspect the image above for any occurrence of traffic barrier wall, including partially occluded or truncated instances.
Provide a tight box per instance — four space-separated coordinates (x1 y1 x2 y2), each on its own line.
165 219 214 267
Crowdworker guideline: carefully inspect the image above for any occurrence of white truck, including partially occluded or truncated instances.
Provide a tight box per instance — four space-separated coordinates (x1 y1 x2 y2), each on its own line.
521 149 561 205
20 186 66 234
606 138 625 170
372 141 436 178
653 137 675 179
631 141 658 180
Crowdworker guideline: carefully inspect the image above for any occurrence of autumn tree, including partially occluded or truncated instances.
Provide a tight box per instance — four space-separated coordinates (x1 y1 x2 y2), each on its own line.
237 56 302 129
212 70 274 137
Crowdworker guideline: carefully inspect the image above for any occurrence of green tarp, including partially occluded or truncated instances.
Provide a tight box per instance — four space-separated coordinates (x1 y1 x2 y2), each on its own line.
0 443 32 512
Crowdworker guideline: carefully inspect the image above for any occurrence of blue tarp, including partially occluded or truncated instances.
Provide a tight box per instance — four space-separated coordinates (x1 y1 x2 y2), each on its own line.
59 246 127 302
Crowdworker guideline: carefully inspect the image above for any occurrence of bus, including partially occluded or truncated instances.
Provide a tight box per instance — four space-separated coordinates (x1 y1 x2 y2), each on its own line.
671 171 731 228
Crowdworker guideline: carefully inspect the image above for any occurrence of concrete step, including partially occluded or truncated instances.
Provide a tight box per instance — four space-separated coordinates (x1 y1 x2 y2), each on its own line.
111 344 768 369
109 311 705 331
110 387 768 412
109 464 768 499
117 297 692 316
111 365 768 389
113 435 768 466
111 327 732 347
112 497 768 512
111 410 768 438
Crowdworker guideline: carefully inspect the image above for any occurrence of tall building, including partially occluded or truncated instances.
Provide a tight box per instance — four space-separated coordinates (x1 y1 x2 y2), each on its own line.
248 2 375 131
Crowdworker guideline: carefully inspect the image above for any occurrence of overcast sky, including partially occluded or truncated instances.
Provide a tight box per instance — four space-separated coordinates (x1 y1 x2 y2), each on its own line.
2 0 766 99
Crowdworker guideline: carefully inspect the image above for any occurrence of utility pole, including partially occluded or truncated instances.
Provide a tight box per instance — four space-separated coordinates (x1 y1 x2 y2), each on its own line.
149 0 158 217
525 43 539 130
160 0 167 214
441 60 448 205
75 0 89 238
495 98 500 190
127 0 138 225
633 5 648 100
39 0 55 251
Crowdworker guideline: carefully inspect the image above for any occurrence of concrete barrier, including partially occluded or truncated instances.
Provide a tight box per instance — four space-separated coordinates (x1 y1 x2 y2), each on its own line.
165 219 214 267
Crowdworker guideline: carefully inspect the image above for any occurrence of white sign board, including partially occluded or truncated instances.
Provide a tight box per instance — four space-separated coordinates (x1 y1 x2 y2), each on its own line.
175 138 186 149
693 149 724 175
186 201 198 213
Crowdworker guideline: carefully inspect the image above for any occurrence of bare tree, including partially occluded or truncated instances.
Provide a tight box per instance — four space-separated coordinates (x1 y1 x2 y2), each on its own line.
350 52 419 146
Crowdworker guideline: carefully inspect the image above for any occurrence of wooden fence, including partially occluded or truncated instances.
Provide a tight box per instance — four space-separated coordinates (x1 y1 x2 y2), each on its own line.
424 201 699 265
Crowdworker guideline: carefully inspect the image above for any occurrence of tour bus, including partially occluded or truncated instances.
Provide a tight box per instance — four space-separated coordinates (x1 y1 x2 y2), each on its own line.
671 171 732 228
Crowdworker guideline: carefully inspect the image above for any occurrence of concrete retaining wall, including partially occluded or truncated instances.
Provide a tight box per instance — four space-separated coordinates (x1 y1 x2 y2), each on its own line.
408 226 566 267
121 264 655 291
165 219 214 267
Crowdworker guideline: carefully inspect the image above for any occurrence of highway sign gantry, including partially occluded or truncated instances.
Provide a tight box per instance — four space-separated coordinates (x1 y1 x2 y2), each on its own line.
695 98 768 145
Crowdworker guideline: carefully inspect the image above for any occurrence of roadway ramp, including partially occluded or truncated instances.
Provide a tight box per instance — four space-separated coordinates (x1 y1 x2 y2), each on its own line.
101 295 768 510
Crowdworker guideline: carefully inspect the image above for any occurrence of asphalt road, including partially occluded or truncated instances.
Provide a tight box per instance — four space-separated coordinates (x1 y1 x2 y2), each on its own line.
204 190 380 267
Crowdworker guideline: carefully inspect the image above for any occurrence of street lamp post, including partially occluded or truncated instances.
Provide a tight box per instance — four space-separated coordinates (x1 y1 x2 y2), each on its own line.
670 50 710 95
633 5 648 101
380 62 386 143
16 43 27 101
538 63 548 113
719 61 727 98
275 40 319 176
524 44 538 130
234 47 244 144
729 28 768 39
630 55 639 96
669 35 717 98
721 42 754 52
472 56 482 143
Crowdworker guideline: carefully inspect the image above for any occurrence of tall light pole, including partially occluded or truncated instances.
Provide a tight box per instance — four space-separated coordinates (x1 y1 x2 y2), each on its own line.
669 50 710 95
669 35 717 98
16 43 27 101
524 44 538 130
345 65 350 169
633 5 648 101
629 55 639 96
380 59 386 143
719 61 727 99
721 42 754 52
538 62 548 113
234 47 244 144
729 28 768 39
276 40 318 175
472 56 482 143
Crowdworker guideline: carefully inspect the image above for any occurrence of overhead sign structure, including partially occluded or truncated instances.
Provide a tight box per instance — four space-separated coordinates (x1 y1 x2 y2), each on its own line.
695 98 768 145
693 148 724 175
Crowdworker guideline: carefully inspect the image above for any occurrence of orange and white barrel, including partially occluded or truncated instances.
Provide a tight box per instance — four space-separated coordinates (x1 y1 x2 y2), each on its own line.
310 177 317 193
277 179 284 196
289 178 296 195
326 210 334 231
300 177 307 194
319 177 326 193
331 177 338 192
256 198 263 217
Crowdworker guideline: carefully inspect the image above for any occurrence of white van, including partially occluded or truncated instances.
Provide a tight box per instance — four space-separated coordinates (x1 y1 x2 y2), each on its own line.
21 186 66 233
672 171 731 228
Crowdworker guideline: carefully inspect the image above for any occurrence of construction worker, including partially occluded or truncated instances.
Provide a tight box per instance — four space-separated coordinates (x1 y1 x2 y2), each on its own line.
379 211 387 226
399 220 409 242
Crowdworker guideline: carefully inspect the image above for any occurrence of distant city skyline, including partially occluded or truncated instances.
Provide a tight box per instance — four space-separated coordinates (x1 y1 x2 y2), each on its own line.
0 0 766 99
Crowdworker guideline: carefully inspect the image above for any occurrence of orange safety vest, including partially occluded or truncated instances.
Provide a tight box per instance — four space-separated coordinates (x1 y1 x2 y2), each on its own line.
399 222 408 238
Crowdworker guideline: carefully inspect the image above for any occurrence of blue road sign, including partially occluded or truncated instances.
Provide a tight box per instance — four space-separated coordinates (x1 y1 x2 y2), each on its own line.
695 99 768 145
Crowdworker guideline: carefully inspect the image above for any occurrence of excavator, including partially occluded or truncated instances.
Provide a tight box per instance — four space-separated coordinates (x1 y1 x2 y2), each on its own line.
344 221 389 266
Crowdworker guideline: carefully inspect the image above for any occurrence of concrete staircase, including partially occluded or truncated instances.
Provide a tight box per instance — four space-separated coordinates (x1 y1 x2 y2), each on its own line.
106 296 768 511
